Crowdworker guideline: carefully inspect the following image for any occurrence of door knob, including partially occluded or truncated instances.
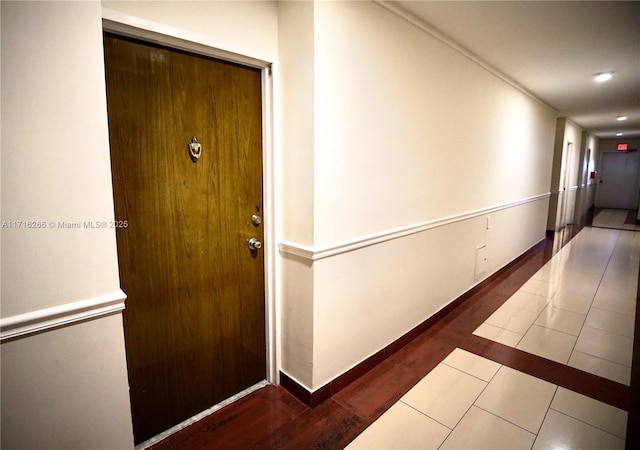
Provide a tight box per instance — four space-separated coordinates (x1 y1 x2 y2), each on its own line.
248 238 262 251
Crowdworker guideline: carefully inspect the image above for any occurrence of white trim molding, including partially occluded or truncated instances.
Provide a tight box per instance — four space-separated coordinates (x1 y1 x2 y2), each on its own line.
279 193 551 261
102 9 271 70
0 291 127 341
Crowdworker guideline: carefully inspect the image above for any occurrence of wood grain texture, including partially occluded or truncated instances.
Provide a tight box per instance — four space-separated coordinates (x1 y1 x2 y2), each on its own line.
104 34 265 443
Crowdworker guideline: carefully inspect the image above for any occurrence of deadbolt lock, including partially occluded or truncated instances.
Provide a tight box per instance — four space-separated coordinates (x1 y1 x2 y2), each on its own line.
248 238 262 251
251 214 262 227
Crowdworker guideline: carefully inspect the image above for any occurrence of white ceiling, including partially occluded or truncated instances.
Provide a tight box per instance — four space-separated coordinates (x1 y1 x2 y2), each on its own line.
393 0 640 139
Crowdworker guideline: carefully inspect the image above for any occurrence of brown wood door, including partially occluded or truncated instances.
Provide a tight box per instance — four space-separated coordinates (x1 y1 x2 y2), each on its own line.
103 33 266 444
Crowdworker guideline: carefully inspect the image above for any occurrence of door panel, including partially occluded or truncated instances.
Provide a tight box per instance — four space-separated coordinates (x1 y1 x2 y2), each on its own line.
104 34 265 444
597 152 640 209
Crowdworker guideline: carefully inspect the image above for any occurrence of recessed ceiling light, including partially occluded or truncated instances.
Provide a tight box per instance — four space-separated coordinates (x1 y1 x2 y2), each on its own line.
617 115 627 121
594 72 613 82
616 132 623 136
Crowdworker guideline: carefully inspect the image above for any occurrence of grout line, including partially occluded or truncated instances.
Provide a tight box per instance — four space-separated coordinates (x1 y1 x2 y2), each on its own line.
548 407 627 441
441 360 499 384
399 400 454 432
569 347 632 370
471 403 539 438
565 232 635 372
534 385 559 437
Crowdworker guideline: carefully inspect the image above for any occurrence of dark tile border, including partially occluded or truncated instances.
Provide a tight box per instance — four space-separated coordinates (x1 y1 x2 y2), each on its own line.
280 238 549 408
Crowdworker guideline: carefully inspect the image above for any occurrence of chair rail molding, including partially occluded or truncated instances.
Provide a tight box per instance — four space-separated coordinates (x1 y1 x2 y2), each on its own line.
279 193 551 261
1 290 127 341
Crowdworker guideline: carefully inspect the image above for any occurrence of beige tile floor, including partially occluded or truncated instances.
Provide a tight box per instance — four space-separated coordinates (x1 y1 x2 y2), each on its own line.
592 208 640 231
347 349 627 449
347 225 635 449
474 226 638 385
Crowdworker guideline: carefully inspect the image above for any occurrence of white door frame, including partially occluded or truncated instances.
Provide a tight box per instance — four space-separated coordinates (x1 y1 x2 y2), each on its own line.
101 9 278 385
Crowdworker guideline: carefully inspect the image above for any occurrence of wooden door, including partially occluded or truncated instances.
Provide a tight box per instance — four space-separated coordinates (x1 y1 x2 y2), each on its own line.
103 33 266 444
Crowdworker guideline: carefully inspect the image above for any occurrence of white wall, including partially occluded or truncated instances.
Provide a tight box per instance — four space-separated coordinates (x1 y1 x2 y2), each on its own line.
277 0 316 388
313 1 553 246
278 0 556 390
1 1 134 448
277 0 315 246
1 1 120 317
1 315 133 450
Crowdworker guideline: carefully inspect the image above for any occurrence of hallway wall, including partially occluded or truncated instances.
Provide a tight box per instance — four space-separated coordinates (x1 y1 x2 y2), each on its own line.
279 0 556 389
1 1 134 448
2 0 558 446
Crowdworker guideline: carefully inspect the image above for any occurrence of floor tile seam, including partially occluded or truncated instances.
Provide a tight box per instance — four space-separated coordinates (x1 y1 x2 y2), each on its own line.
534 294 588 326
500 283 568 344
512 321 577 359
560 311 592 365
440 360 500 384
569 348 632 370
484 308 536 338
550 298 597 318
569 347 632 369
472 323 523 346
589 304 637 318
588 304 636 319
576 325 635 350
547 406 628 441
581 322 636 340
531 317 586 338
470 403 540 438
403 359 498 434
530 385 560 438
590 232 628 306
397 399 454 433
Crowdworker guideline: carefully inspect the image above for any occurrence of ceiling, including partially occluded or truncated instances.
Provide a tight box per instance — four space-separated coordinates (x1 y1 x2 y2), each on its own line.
393 1 640 139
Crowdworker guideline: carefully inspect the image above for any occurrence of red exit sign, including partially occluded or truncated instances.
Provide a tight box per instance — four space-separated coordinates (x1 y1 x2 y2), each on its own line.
618 143 628 151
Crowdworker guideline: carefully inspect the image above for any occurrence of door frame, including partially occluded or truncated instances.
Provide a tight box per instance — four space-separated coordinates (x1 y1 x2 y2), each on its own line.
102 11 278 386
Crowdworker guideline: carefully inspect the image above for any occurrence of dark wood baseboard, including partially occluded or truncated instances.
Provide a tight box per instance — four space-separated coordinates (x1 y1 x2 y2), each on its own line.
280 237 550 408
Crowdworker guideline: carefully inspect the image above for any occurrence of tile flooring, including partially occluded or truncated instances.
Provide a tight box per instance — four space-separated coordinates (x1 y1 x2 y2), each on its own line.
474 226 637 385
592 208 640 231
147 222 638 450
347 349 626 449
346 225 636 449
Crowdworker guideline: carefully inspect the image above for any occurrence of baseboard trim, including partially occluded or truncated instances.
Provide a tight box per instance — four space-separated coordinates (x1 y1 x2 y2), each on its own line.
280 237 548 407
0 290 127 341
